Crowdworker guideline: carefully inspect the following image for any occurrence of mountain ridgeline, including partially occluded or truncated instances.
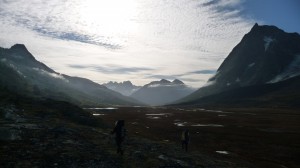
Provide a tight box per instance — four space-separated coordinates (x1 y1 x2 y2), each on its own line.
103 81 141 96
0 44 140 106
177 24 300 107
1 24 299 108
130 79 195 106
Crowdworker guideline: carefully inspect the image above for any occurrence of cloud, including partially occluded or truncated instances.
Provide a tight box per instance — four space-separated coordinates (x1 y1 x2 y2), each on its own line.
188 70 217 74
0 0 255 88
33 29 121 49
145 75 181 80
144 74 207 85
200 0 243 10
32 67 69 82
69 64 153 74
0 0 123 49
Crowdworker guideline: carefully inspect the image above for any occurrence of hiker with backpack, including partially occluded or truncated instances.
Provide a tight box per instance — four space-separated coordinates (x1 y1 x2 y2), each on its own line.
111 120 126 155
181 129 190 152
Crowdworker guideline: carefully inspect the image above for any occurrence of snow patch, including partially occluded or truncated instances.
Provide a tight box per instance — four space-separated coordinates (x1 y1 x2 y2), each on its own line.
264 36 274 51
1 58 7 62
203 80 216 87
8 63 24 77
268 54 300 83
33 68 68 82
248 63 255 68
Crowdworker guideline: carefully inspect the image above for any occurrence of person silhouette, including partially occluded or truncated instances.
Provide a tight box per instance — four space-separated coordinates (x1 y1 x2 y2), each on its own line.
181 129 190 152
111 120 126 155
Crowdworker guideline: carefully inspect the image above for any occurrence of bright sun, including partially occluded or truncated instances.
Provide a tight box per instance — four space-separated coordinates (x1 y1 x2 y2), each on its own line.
79 0 137 37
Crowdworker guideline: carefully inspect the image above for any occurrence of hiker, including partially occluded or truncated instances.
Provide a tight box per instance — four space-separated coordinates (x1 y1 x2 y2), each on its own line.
111 120 126 155
181 129 190 152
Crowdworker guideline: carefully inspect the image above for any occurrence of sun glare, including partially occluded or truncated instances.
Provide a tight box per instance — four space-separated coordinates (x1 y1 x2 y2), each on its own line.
79 0 137 37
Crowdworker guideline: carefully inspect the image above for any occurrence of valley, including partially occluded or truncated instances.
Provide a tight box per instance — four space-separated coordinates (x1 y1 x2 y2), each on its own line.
1 23 300 167
86 106 300 168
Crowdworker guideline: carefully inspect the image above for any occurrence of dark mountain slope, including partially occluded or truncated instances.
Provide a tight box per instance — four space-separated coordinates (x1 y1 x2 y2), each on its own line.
0 44 140 106
176 75 300 108
178 24 300 104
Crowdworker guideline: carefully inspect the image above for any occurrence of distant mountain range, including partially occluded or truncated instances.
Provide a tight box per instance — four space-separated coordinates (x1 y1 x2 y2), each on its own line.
131 79 195 106
176 24 300 108
0 44 140 106
2 23 299 108
103 81 141 96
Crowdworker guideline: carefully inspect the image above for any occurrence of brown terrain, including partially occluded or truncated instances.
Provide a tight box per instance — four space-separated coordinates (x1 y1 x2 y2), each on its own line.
1 100 300 167
88 106 300 168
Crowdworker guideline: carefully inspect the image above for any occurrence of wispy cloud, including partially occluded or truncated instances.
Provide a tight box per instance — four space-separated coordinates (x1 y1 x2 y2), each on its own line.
145 74 182 80
69 64 153 74
0 0 255 87
0 0 124 49
33 29 121 49
188 70 217 74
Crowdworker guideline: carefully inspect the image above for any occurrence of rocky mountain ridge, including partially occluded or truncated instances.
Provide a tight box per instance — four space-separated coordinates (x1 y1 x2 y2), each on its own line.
131 79 195 106
103 81 141 96
0 44 140 106
178 24 300 105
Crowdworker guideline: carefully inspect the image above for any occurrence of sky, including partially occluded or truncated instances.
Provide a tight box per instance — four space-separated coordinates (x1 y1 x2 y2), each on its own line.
0 0 299 88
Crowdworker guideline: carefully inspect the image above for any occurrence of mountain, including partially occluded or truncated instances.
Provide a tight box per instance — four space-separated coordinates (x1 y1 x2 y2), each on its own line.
130 79 195 106
177 75 300 108
177 24 300 106
0 44 140 106
103 81 141 96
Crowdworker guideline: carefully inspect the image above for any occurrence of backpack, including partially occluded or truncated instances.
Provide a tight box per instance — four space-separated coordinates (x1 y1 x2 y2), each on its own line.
115 120 126 139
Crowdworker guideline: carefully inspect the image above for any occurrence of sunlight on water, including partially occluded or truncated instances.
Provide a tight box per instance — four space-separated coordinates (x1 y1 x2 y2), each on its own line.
216 151 229 155
218 115 227 117
145 113 171 116
173 122 224 127
191 124 224 127
147 116 161 119
84 107 118 110
92 114 106 116
174 122 187 127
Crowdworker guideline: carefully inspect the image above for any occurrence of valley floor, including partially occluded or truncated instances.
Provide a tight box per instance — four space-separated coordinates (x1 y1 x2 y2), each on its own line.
1 105 300 168
89 106 300 168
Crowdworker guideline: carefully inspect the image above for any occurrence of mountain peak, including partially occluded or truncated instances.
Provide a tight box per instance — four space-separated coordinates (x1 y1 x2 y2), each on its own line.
10 44 28 51
9 44 36 60
180 24 300 104
172 79 184 85
248 23 286 37
159 79 171 83
103 81 141 96
123 81 133 86
251 23 259 30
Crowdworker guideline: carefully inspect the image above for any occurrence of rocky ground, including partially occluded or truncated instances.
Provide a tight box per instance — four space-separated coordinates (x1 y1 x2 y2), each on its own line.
0 102 257 168
89 106 300 168
1 102 299 167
